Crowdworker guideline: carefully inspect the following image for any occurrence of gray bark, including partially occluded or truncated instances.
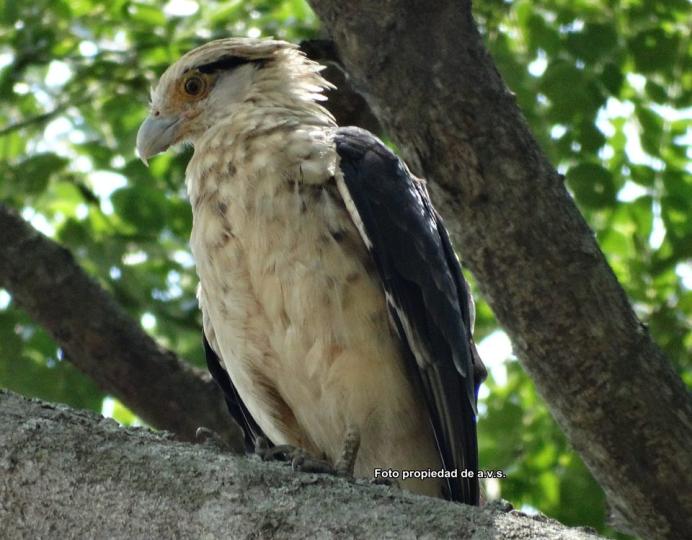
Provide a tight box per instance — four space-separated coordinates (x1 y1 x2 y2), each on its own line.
0 389 602 539
305 2 692 539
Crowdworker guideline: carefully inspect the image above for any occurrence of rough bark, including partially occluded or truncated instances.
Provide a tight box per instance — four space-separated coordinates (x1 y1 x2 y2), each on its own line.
0 204 243 452
305 2 692 539
0 389 601 539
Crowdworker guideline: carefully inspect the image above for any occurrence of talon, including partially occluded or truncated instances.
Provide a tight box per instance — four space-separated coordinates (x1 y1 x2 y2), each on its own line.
292 453 334 474
371 476 401 490
291 453 305 471
252 429 361 478
195 426 228 451
259 443 299 462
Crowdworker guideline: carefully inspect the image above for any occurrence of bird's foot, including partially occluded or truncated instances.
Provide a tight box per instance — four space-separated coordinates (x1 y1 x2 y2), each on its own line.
254 428 361 478
254 437 334 474
291 451 336 474
370 476 401 491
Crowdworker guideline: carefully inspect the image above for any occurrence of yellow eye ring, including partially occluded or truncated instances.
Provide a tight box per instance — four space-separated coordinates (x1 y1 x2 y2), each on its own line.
184 76 205 96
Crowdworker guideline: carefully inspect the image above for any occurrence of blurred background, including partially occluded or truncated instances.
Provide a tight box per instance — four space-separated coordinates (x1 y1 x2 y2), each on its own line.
0 0 689 537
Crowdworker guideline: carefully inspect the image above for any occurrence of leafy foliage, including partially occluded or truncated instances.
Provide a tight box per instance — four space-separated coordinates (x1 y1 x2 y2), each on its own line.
0 0 688 536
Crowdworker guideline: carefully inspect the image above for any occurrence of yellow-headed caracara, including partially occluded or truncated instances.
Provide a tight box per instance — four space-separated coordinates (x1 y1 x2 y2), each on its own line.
136 38 486 505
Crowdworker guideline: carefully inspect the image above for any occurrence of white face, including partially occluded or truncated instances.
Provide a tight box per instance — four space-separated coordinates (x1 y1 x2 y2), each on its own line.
135 38 330 165
136 59 262 162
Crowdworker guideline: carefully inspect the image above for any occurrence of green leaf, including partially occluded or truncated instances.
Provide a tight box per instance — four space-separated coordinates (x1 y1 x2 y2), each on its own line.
567 163 616 208
1 0 19 24
127 2 166 26
629 28 680 75
12 153 68 195
540 61 604 121
627 196 654 241
645 80 668 103
77 141 115 169
630 165 656 187
565 22 619 62
111 186 167 234
598 62 624 96
525 13 561 54
575 121 606 153
635 106 663 156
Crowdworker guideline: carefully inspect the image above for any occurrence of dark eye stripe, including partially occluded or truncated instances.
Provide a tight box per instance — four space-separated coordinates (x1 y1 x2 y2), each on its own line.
195 55 267 74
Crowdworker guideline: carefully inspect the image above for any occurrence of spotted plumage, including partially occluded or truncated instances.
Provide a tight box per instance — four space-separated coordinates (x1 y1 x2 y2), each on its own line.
136 38 486 504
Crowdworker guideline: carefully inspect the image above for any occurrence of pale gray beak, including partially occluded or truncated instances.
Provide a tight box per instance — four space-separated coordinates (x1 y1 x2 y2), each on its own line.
136 114 182 166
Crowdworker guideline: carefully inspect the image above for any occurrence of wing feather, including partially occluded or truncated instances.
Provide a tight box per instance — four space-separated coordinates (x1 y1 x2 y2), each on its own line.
203 335 268 452
334 126 485 504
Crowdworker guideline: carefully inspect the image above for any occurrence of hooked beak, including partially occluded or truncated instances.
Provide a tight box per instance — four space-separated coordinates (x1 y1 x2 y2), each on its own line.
136 114 182 166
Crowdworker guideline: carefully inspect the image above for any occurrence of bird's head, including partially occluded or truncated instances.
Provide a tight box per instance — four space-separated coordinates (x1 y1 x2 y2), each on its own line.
136 38 333 164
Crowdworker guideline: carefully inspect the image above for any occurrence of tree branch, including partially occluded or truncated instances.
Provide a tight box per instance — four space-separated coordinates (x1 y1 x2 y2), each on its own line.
0 389 601 539
0 94 94 137
305 1 692 539
0 204 243 452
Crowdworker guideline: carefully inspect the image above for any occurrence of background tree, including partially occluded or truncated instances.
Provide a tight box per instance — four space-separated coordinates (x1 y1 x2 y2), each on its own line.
0 1 689 538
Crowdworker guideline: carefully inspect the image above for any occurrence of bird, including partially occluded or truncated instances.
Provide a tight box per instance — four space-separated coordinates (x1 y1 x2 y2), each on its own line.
136 38 486 505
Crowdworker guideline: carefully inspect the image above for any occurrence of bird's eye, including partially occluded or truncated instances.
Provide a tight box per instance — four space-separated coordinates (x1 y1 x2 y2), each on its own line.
184 76 205 96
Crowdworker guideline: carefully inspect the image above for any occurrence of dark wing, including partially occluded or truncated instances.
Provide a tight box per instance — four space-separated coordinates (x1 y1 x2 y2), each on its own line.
203 337 269 452
334 126 486 505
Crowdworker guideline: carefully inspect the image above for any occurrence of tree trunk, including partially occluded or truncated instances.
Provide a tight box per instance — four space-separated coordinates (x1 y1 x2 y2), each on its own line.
0 389 602 539
305 1 692 539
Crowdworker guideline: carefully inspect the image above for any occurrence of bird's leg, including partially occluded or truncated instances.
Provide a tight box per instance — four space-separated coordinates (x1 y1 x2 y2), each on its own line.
335 427 361 477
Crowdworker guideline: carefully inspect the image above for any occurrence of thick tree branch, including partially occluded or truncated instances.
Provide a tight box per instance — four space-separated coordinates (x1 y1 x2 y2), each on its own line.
0 204 243 451
0 389 601 539
305 2 692 539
